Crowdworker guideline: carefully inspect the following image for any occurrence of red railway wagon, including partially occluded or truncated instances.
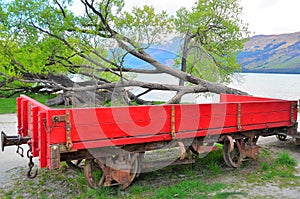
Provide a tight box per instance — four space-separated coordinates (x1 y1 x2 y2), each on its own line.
1 94 299 189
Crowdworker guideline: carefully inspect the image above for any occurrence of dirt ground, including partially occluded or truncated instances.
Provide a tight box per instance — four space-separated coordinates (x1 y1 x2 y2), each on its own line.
0 114 299 198
222 136 300 198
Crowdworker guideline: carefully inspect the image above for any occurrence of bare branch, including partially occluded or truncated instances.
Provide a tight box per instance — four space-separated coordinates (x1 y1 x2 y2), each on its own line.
78 71 110 83
167 91 186 104
54 0 66 18
30 23 75 50
82 0 115 35
91 50 119 68
134 89 152 100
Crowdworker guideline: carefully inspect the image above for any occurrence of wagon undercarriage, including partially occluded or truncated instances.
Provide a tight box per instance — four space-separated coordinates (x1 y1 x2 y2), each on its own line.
46 125 299 189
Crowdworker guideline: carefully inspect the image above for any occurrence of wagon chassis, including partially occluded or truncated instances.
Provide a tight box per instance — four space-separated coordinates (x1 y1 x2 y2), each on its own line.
1 94 299 189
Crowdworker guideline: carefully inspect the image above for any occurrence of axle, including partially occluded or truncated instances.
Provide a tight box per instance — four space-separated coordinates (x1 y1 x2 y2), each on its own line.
1 131 31 152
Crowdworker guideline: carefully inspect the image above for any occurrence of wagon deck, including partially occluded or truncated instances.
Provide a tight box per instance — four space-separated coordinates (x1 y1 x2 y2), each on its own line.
1 94 299 189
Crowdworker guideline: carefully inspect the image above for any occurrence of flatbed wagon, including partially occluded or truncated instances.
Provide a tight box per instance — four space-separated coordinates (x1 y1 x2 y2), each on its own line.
1 94 299 189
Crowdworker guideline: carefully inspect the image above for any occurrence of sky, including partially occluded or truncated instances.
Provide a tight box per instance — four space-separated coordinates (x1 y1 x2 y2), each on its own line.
240 0 300 35
123 0 300 36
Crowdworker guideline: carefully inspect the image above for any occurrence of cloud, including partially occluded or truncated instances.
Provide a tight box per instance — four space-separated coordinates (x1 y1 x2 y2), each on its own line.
258 0 279 8
71 0 300 35
123 0 195 14
125 0 300 35
240 0 300 35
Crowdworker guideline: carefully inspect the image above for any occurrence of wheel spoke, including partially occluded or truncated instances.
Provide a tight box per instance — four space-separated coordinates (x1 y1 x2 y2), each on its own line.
84 158 105 189
119 153 140 190
223 140 242 168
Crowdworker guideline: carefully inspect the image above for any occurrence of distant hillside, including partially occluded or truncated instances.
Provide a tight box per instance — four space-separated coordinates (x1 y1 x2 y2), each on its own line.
123 38 181 70
124 32 300 74
237 31 300 74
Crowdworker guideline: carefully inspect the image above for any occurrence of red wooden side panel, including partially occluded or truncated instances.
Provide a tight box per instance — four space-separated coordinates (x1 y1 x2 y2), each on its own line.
45 103 237 146
44 99 296 149
239 101 291 128
174 103 238 131
46 105 173 144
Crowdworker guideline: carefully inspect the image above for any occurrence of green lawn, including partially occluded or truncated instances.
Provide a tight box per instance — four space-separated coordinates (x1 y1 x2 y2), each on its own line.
0 98 17 114
0 94 53 114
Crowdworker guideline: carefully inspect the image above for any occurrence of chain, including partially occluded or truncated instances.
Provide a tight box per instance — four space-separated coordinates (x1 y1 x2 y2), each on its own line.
26 149 38 179
15 135 24 157
43 118 55 133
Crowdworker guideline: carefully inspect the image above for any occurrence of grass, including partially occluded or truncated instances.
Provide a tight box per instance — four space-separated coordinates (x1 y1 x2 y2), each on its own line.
153 180 227 199
245 150 299 184
275 151 297 168
0 93 55 114
0 98 17 114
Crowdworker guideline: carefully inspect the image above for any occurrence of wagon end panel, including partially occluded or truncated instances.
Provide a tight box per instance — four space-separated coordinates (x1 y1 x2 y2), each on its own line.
16 95 51 168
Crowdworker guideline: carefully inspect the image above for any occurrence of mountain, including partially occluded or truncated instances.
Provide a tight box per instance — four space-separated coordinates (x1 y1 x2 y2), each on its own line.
237 31 300 74
124 32 300 74
123 38 181 70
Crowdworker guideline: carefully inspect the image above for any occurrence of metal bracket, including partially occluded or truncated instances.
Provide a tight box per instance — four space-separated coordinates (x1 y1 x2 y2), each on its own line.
237 103 242 131
50 145 60 170
177 141 186 160
290 102 297 124
52 111 72 150
171 106 176 139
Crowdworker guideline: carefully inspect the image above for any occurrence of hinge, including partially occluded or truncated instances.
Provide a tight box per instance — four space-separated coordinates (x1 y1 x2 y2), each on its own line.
52 110 72 150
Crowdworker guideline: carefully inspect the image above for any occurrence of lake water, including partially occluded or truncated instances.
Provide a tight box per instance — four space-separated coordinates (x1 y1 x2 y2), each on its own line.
133 73 300 103
229 73 300 100
133 72 300 131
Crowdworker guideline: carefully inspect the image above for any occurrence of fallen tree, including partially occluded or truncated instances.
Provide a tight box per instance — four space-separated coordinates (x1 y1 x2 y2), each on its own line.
0 0 250 106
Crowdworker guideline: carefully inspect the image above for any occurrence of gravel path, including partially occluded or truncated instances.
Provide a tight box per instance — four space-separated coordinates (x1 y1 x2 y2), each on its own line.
0 114 30 188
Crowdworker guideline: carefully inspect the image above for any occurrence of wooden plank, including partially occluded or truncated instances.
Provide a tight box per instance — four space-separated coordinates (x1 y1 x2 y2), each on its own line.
21 99 28 137
16 97 22 136
38 111 47 168
31 106 39 157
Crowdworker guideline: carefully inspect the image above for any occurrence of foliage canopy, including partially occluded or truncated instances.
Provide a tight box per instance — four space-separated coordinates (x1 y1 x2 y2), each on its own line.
0 0 249 104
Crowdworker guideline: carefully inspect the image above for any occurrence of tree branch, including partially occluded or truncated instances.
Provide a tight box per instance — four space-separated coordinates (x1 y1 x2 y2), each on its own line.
54 0 66 18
